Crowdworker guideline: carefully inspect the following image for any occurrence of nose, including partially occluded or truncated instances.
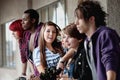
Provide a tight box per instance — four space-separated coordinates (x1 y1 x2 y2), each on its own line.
49 31 53 36
12 32 14 35
64 37 68 43
21 20 24 24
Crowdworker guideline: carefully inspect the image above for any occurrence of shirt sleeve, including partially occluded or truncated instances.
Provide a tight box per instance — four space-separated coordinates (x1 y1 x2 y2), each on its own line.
19 40 27 63
33 47 41 66
100 29 120 72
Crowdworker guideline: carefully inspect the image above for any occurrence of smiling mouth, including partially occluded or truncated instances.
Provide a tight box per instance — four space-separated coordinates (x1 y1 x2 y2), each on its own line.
48 37 53 40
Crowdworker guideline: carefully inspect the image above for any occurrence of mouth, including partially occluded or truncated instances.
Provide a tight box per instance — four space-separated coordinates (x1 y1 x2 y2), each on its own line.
48 37 53 40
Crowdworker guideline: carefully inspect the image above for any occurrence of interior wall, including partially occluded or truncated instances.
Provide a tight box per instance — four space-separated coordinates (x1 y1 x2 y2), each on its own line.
107 0 120 35
0 0 28 24
0 27 2 66
32 0 57 9
66 0 78 23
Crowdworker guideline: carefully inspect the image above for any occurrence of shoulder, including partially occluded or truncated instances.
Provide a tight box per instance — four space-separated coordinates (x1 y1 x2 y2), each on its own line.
96 26 119 41
99 26 117 36
33 47 40 58
33 47 40 53
36 22 43 31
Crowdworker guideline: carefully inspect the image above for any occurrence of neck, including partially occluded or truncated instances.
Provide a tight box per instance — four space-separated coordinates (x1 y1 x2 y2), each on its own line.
86 25 97 39
29 25 36 33
46 43 53 50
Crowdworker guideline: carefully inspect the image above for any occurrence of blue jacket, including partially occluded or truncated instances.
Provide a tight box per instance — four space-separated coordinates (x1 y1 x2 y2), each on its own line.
85 26 120 80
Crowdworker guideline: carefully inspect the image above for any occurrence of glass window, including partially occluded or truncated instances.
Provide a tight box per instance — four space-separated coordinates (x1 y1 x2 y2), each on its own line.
1 20 16 68
37 0 68 29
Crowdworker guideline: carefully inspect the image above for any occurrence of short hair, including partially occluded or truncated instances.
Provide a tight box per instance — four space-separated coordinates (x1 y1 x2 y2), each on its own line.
24 9 39 26
75 1 107 27
9 19 24 38
64 23 86 40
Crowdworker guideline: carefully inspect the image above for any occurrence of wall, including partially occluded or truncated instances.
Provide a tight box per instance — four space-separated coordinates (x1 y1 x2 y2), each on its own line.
0 0 28 24
107 0 120 35
32 0 57 10
66 0 78 23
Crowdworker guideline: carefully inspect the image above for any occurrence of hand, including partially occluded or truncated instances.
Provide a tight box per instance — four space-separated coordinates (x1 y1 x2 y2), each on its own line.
57 60 64 70
26 73 35 80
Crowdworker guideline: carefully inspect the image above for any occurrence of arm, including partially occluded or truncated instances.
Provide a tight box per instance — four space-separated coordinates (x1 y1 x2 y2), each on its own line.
101 30 119 80
57 48 75 69
37 65 45 73
107 70 116 80
60 48 75 62
21 62 27 76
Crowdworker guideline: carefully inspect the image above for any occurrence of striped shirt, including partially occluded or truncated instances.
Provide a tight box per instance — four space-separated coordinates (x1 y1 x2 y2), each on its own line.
33 47 60 68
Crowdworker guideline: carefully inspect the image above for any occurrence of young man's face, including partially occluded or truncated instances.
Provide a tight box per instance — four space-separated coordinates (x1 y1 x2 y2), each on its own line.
22 13 33 30
75 10 89 34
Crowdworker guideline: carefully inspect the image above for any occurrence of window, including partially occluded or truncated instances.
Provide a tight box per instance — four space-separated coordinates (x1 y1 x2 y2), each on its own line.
37 0 68 29
1 20 16 68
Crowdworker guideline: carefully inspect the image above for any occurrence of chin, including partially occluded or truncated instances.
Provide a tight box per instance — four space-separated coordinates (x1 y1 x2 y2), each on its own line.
78 30 83 33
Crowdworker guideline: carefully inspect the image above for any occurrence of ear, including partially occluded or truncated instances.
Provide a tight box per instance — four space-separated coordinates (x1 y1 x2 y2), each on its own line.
31 18 36 24
89 16 95 23
79 39 83 43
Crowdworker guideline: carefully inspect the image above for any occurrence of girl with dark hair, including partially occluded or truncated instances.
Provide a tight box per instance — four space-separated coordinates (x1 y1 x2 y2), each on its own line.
57 23 91 80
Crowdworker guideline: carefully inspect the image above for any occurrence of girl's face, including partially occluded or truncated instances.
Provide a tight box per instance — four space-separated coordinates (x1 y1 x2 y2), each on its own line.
44 25 57 45
12 31 20 40
60 32 68 48
64 34 80 50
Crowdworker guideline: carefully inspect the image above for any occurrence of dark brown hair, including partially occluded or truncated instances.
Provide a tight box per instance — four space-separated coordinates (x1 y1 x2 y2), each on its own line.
24 9 39 27
75 1 107 27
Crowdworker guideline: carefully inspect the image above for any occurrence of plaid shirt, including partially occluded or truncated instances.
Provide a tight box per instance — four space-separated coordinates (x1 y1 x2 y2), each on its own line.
19 24 42 63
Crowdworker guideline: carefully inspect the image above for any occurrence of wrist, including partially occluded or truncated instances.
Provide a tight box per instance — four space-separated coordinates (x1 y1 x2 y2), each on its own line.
22 73 26 76
60 60 65 64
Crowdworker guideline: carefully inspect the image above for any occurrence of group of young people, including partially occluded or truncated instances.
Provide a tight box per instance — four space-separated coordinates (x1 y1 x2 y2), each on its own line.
9 1 120 80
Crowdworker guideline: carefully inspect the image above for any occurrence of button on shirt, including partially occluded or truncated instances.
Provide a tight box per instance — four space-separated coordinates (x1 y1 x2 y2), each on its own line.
33 47 60 68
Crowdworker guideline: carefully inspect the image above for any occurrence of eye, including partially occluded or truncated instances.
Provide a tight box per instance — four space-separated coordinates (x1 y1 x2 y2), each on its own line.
46 30 50 32
52 31 56 33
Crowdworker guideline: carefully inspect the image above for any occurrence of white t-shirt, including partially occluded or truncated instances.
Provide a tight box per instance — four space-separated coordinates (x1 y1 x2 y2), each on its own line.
33 47 60 68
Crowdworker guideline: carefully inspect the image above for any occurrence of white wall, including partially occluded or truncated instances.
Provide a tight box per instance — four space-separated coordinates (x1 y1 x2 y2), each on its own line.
0 0 28 24
32 0 57 9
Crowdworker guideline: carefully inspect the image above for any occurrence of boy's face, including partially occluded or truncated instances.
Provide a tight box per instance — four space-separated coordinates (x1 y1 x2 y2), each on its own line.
75 10 89 34
21 13 33 30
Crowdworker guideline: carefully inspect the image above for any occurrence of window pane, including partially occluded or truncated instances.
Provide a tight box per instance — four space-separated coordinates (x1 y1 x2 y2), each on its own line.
56 0 66 29
37 0 67 29
48 4 57 23
41 8 48 22
4 21 16 68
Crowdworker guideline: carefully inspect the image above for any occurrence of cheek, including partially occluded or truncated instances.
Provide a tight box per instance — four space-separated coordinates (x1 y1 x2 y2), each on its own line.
67 39 74 45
